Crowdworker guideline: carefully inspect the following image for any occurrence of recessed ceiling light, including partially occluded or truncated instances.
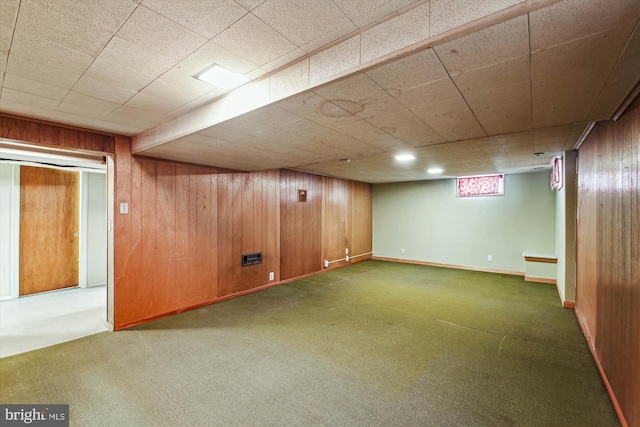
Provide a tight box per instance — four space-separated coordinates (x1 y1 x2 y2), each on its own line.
195 64 249 90
427 167 444 174
395 154 415 161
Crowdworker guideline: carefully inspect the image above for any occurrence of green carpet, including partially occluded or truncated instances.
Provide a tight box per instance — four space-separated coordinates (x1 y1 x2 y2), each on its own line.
0 260 619 426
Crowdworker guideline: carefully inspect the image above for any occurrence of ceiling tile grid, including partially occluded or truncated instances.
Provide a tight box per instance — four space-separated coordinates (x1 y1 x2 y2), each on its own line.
1 0 639 185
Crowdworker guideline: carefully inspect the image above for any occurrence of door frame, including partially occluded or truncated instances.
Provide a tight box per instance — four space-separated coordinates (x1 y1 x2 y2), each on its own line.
0 141 114 329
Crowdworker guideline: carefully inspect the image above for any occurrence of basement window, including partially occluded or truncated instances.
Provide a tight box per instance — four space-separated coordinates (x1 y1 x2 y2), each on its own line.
457 174 504 197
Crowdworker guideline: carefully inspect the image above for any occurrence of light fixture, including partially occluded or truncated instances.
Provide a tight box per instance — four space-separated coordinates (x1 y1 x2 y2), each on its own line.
195 64 249 90
427 167 444 174
395 154 415 161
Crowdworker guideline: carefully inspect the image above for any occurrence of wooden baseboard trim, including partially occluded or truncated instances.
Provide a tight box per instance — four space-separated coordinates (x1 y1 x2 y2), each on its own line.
562 301 575 309
114 257 372 331
574 310 629 427
524 276 556 284
371 256 524 276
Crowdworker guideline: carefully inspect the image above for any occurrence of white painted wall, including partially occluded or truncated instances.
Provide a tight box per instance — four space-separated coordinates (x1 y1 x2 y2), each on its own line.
0 164 20 300
82 172 107 287
555 151 577 303
373 172 556 273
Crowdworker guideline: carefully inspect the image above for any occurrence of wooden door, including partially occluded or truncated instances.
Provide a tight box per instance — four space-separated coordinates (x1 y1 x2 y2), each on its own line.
19 166 80 295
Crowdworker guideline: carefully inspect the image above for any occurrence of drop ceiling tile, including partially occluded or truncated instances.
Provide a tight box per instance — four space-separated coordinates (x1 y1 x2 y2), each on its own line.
394 77 460 111
219 116 272 136
254 127 306 145
5 56 81 89
412 97 486 141
32 0 136 32
166 89 226 117
309 129 383 156
531 25 633 127
369 110 446 146
430 0 524 36
315 73 386 108
350 0 422 28
212 13 297 66
142 0 248 39
124 93 185 115
9 33 94 75
529 0 640 52
0 25 11 55
49 110 99 128
434 15 528 75
100 110 162 131
365 48 447 92
590 24 640 120
254 0 349 46
361 3 429 63
3 74 69 101
310 36 360 84
474 102 532 136
197 125 247 141
270 59 310 100
96 36 178 78
246 68 268 80
0 1 19 28
331 0 388 20
1 87 61 110
93 120 143 136
275 91 360 129
84 58 157 92
452 55 529 94
464 81 531 113
16 0 113 56
159 67 225 97
261 48 307 73
116 5 207 61
72 76 138 105
278 117 327 136
108 105 169 125
140 79 203 104
243 106 301 128
234 0 266 10
57 92 121 119
0 99 52 121
299 22 357 53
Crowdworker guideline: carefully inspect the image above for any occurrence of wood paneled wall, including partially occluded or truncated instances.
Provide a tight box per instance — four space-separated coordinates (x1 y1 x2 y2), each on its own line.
217 170 280 296
576 97 639 427
280 169 323 280
1 115 115 153
322 177 373 269
0 115 373 331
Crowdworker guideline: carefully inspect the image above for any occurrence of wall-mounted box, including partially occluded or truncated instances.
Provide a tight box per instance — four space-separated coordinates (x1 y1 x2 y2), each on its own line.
242 252 262 267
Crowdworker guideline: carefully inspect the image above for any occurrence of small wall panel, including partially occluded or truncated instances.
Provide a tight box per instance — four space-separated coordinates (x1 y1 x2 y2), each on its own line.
350 180 373 259
577 96 639 427
322 176 350 268
280 170 322 280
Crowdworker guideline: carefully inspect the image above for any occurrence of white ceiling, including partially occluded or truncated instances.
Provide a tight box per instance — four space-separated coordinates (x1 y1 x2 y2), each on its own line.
1 0 639 183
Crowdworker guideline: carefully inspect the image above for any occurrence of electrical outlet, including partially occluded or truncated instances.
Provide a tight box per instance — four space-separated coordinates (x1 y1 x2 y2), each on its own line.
345 248 349 254
269 272 274 280
488 255 493 262
323 260 329 268
401 248 405 254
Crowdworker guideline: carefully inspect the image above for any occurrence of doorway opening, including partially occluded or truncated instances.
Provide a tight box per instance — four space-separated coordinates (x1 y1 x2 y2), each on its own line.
0 140 114 357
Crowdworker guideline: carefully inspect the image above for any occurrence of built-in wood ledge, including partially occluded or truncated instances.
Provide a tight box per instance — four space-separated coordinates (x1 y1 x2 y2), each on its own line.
523 255 558 264
524 276 556 284
372 256 524 276
562 301 575 309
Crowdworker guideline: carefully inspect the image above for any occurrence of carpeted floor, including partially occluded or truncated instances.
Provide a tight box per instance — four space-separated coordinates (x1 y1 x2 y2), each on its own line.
0 260 619 426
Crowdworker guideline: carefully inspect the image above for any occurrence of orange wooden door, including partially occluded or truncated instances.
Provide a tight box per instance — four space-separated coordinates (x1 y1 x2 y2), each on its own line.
19 166 80 295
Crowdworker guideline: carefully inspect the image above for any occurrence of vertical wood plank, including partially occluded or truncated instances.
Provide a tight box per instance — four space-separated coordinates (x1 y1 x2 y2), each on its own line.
576 96 639 427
